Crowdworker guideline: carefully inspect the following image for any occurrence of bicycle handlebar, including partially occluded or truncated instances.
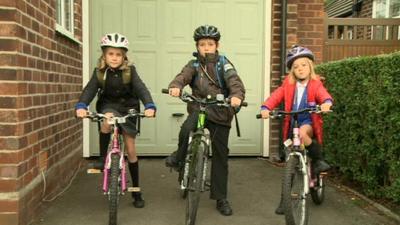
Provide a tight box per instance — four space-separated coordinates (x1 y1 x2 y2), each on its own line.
84 109 146 124
256 106 333 119
161 88 248 107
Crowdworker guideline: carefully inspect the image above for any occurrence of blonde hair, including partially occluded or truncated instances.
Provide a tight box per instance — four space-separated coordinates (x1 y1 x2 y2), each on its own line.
288 57 318 84
97 47 130 71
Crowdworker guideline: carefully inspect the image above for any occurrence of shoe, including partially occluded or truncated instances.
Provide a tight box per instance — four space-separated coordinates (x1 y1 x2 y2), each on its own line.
132 192 145 208
313 160 331 174
165 151 179 168
216 199 233 216
275 200 284 215
92 157 105 170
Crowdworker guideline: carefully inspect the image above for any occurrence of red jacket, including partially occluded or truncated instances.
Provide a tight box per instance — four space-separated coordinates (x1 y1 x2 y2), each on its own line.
262 76 333 144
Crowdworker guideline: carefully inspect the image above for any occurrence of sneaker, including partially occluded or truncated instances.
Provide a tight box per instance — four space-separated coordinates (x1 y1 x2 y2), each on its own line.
313 160 331 174
165 151 179 168
216 199 233 216
132 192 145 208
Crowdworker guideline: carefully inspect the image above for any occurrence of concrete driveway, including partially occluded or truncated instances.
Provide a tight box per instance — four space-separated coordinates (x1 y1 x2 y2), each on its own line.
32 158 397 225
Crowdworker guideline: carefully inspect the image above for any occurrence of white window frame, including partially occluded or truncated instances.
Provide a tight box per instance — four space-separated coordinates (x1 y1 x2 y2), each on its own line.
56 0 79 43
372 0 400 39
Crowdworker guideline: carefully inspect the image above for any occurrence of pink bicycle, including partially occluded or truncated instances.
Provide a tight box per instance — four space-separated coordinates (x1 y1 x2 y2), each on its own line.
85 109 145 225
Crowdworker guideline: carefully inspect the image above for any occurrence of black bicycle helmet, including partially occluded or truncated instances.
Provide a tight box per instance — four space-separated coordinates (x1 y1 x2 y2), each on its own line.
193 25 221 42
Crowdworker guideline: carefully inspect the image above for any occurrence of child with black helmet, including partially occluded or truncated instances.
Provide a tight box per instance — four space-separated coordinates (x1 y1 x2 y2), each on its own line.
75 33 156 208
165 25 246 216
260 45 333 214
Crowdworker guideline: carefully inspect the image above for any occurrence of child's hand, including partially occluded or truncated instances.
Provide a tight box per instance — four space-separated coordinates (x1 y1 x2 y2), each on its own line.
260 109 270 119
320 102 332 113
169 88 180 97
76 109 88 118
144 109 155 117
230 97 242 107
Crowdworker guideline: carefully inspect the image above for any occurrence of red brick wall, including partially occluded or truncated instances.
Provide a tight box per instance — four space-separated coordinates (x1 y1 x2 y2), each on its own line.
0 1 83 224
269 0 324 160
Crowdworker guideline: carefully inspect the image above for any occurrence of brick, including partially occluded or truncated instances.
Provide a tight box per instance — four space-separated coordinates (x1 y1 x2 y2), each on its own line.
0 179 19 192
0 24 25 38
0 69 17 81
0 152 22 164
0 165 18 179
0 213 18 225
0 200 18 213
0 97 17 109
0 8 18 22
0 0 16 7
0 110 17 123
0 54 16 66
299 11 315 18
0 83 19 95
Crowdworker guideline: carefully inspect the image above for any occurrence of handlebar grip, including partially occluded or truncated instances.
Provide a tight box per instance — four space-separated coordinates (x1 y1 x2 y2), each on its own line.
241 102 248 107
256 114 262 119
161 88 169 94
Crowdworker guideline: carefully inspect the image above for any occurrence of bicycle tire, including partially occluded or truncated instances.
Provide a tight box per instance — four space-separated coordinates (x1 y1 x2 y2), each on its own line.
185 138 206 225
108 154 121 225
283 156 309 225
310 174 325 205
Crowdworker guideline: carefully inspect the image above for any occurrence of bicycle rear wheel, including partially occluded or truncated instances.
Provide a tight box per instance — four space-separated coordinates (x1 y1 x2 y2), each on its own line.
283 156 309 225
185 138 206 225
310 174 325 205
108 154 121 225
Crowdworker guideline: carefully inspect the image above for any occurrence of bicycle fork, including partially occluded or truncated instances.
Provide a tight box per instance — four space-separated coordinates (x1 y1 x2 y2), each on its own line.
289 152 310 196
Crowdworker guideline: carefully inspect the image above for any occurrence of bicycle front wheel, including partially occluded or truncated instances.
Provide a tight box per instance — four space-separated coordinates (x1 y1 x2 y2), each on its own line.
283 156 309 225
185 139 206 225
108 154 121 225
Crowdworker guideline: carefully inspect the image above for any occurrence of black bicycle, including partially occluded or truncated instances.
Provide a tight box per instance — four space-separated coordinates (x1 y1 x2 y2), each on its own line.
162 89 246 225
257 106 331 225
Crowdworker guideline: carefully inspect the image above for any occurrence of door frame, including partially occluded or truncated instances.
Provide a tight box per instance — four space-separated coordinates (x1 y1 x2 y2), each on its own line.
82 0 272 157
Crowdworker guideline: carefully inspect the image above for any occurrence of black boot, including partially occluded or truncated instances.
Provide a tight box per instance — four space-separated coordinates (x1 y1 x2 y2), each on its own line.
128 161 145 208
307 141 331 174
93 132 110 169
275 196 284 215
165 151 179 168
216 199 233 216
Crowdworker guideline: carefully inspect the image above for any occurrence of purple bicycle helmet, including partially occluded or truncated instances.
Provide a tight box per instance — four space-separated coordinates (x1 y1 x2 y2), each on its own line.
286 45 315 69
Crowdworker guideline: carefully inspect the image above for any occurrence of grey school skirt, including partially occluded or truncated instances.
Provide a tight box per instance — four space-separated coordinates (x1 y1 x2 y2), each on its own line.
100 105 139 137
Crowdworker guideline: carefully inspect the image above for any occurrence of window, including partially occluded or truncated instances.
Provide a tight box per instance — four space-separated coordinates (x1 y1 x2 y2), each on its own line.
373 0 400 39
56 0 75 38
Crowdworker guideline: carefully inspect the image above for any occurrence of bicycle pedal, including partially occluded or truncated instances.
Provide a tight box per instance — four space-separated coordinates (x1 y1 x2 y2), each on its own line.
87 169 102 174
128 187 141 192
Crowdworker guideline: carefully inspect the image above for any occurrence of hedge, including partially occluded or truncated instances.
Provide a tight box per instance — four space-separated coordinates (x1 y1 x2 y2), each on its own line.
316 51 400 203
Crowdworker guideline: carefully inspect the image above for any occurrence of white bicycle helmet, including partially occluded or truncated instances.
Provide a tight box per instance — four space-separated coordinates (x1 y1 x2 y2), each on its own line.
100 33 129 51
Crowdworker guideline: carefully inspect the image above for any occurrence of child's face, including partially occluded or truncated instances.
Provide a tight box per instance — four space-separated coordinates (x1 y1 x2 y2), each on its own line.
103 47 125 68
292 57 311 81
196 38 218 57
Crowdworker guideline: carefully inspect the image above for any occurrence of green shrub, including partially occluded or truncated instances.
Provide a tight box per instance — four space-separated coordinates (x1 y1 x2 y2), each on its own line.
316 51 400 203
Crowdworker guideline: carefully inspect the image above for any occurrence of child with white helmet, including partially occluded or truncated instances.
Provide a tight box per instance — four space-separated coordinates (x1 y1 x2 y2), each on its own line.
75 33 156 208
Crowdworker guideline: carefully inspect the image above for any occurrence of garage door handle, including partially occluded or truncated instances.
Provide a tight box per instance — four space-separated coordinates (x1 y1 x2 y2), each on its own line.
172 113 184 117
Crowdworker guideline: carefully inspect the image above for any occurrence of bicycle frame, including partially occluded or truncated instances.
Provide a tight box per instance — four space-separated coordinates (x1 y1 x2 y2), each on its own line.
102 124 127 193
